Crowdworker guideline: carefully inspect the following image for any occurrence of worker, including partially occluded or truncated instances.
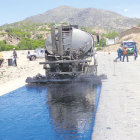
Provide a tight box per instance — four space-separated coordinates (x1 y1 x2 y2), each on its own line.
122 47 129 62
114 47 122 62
134 46 138 60
0 52 4 66
27 51 31 60
13 48 17 66
96 33 100 45
118 47 122 61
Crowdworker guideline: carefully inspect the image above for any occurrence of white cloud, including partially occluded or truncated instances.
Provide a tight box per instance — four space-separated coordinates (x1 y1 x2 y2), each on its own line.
124 9 129 12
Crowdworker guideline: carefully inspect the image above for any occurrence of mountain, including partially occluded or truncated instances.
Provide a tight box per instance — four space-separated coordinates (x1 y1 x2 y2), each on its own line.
25 6 140 31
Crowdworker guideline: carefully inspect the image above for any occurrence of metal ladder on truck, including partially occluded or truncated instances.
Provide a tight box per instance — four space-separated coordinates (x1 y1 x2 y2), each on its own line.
58 25 73 58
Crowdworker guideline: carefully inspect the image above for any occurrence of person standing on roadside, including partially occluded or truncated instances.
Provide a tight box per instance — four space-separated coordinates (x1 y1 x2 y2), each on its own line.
117 47 122 61
13 48 17 66
96 33 100 45
118 47 122 61
114 47 122 62
123 47 129 62
134 46 138 60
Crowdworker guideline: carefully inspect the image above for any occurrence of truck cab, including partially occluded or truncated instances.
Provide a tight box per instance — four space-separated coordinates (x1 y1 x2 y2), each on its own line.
121 41 136 55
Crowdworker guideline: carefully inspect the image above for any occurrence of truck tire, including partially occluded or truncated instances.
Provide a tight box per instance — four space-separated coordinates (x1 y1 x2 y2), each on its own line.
31 55 36 61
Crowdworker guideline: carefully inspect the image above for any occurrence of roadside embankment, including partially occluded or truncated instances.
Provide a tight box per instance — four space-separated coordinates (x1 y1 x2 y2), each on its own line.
93 52 140 140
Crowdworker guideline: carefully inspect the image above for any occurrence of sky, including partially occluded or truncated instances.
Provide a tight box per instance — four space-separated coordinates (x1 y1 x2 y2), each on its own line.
0 0 140 25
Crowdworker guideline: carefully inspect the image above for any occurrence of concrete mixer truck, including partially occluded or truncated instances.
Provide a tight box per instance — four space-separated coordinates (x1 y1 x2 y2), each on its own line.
26 25 100 84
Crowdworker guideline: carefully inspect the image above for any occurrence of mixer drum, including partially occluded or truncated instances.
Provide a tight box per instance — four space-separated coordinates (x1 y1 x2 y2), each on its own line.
45 28 94 55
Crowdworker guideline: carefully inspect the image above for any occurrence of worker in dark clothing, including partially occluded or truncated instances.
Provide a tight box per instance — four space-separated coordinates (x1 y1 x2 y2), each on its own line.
122 47 129 62
13 48 17 66
114 47 122 62
96 33 100 45
134 46 138 60
118 47 122 61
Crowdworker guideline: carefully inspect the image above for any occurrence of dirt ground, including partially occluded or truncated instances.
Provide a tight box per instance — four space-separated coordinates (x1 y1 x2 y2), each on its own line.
0 50 44 95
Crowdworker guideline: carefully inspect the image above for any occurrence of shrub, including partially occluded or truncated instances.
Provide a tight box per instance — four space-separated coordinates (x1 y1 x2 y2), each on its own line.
40 28 51 31
4 45 19 51
48 23 56 28
18 38 45 50
0 41 6 51
0 33 6 36
105 31 119 39
95 38 106 47
35 34 43 39
5 27 31 39
0 41 17 51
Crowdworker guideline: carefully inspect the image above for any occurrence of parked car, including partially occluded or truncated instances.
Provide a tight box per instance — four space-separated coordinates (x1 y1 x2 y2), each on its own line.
27 48 45 61
121 41 137 55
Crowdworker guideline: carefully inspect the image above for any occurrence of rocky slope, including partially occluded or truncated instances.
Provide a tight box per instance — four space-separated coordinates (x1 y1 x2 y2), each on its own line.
25 6 140 31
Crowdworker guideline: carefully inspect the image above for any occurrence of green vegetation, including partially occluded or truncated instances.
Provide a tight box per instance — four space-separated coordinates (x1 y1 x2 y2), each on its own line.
0 21 49 51
105 31 119 39
0 39 45 51
0 21 43 31
94 37 106 51
48 23 56 28
0 33 6 36
80 27 96 34
18 38 45 50
96 47 103 51
1 21 120 52
5 28 31 39
95 38 106 47
40 28 51 31
0 40 18 51
35 34 43 40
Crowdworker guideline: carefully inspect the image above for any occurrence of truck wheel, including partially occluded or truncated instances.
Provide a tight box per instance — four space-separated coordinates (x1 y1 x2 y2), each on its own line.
31 56 36 61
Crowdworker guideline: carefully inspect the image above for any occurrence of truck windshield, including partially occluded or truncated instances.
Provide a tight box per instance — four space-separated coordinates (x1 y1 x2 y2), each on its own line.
124 42 136 48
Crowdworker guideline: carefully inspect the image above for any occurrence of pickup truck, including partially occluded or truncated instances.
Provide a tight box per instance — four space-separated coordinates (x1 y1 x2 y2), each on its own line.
27 48 45 61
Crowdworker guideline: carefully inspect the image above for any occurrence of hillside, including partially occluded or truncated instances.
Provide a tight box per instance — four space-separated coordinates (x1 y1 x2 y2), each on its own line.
0 20 110 51
1 5 140 51
25 6 140 31
0 22 51 51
